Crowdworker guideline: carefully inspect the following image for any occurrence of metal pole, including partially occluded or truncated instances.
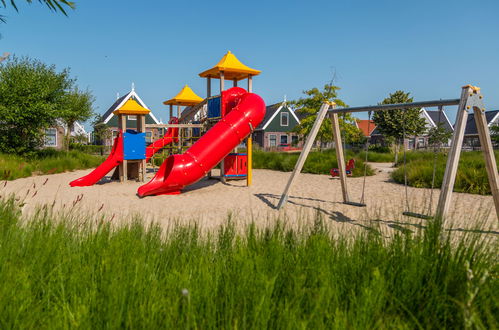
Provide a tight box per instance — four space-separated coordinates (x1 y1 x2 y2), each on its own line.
277 102 331 209
329 99 460 114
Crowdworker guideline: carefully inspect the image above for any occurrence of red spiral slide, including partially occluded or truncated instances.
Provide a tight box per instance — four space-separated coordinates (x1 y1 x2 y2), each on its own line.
137 87 266 197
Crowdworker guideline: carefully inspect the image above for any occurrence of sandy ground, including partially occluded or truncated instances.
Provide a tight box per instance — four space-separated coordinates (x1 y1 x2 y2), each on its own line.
1 163 497 235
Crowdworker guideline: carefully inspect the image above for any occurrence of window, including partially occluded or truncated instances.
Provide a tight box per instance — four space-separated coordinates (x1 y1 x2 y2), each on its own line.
291 135 299 146
269 134 277 147
146 131 152 143
280 135 288 145
280 112 289 126
128 115 137 121
44 128 57 147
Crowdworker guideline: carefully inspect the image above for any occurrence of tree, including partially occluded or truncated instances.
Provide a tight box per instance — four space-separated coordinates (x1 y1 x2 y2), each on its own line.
91 114 111 146
490 124 499 142
372 91 426 163
290 84 362 149
59 88 94 150
0 0 74 23
427 123 452 150
0 56 73 154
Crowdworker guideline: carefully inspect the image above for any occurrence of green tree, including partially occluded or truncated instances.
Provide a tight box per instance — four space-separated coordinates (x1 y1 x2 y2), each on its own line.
427 123 452 149
490 124 499 146
91 114 111 146
0 56 74 154
59 88 94 150
290 84 362 149
372 90 426 163
0 0 74 23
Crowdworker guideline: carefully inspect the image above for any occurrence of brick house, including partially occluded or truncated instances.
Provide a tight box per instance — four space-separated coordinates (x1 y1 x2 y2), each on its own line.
252 102 302 149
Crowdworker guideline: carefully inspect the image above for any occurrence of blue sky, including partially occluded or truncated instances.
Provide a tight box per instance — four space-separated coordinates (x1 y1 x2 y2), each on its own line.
1 0 498 127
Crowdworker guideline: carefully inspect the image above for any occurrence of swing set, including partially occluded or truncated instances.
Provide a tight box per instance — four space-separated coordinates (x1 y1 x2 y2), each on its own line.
277 85 499 220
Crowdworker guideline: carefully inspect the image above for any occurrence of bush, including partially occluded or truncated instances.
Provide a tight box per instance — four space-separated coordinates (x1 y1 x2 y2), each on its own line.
70 143 107 155
0 150 104 180
253 149 374 177
0 198 495 328
391 151 499 195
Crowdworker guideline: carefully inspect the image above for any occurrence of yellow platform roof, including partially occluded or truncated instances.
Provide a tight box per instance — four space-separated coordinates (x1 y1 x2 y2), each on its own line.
199 51 261 81
163 85 203 106
113 98 151 115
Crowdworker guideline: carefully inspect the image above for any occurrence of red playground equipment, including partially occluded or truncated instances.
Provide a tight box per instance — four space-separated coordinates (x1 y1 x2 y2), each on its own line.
137 87 265 196
330 159 355 177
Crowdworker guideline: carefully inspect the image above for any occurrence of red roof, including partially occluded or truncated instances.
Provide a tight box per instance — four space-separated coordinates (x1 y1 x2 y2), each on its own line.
356 120 376 137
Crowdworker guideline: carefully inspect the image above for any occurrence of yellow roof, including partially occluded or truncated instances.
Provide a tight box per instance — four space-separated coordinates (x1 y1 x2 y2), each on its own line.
113 98 151 115
163 85 203 106
199 51 261 81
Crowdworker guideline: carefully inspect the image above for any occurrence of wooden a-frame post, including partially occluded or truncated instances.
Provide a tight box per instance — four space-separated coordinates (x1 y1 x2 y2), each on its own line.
436 85 499 219
276 102 331 209
331 110 350 203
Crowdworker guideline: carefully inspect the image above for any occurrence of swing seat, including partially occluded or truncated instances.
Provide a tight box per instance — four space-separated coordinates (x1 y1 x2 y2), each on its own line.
402 211 433 220
344 201 366 207
330 159 355 177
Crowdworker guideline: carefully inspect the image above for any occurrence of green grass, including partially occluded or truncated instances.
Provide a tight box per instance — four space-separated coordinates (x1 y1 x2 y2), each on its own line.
392 151 499 195
0 198 496 328
0 150 104 180
253 149 375 177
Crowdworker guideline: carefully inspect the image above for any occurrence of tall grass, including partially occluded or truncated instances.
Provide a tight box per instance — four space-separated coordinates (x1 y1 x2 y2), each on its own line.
392 151 499 195
253 149 374 177
0 198 496 328
0 150 104 180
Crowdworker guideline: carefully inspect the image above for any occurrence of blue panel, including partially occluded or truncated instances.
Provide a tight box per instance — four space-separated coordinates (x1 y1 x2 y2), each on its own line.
192 121 201 137
123 131 146 160
207 96 221 118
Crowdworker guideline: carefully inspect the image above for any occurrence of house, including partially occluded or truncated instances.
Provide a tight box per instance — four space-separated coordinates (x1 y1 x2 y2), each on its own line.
355 119 377 138
252 101 302 149
462 110 499 150
99 86 161 146
44 120 90 149
370 108 454 149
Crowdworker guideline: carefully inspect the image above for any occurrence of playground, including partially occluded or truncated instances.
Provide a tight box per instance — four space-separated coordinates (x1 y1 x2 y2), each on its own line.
4 164 497 234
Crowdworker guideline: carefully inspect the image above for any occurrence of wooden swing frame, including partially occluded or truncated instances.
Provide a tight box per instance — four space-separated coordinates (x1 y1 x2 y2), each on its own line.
276 85 499 220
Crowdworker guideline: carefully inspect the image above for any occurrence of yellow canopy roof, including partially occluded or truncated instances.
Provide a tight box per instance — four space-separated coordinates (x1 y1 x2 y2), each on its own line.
113 98 151 115
163 85 203 106
199 51 261 81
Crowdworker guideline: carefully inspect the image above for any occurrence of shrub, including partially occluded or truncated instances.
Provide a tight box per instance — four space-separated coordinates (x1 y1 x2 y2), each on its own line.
253 149 374 177
0 150 104 180
391 151 499 195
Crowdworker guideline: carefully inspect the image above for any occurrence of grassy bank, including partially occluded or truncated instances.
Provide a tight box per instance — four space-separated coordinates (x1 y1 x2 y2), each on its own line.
392 151 499 195
0 198 496 328
0 150 104 180
253 149 374 177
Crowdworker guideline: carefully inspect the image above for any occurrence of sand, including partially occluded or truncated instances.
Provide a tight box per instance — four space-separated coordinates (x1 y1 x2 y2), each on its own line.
1 163 497 235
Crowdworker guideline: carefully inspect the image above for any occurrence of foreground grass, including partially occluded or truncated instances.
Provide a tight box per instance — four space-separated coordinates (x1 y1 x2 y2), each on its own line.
253 149 374 177
0 150 104 180
0 199 496 328
392 151 499 195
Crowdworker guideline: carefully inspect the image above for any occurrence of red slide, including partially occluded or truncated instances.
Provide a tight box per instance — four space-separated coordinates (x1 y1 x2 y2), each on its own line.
69 133 124 187
137 87 265 196
145 117 179 161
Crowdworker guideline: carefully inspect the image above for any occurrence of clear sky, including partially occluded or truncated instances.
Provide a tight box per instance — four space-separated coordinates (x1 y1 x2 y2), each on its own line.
1 0 498 127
